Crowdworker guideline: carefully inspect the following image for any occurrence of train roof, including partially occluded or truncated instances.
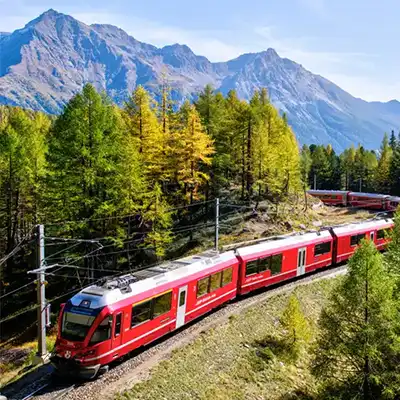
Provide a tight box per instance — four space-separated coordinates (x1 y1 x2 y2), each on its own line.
332 218 393 237
348 192 390 199
69 250 237 309
388 196 400 202
236 230 332 259
307 190 348 195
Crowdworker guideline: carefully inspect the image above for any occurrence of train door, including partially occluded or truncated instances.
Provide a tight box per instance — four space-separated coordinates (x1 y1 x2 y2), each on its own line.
297 248 306 276
370 231 375 243
176 285 187 329
112 312 123 348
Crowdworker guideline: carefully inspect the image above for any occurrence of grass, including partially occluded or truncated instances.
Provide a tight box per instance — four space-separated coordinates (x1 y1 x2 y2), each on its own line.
0 333 56 388
118 277 341 400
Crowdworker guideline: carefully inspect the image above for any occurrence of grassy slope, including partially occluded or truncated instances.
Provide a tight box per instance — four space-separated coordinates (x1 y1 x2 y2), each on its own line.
119 278 340 400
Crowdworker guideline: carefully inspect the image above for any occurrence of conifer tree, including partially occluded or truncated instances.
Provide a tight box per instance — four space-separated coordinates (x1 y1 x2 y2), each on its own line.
375 133 396 193
340 145 356 190
47 84 125 236
312 240 400 399
389 130 397 151
389 138 400 195
309 145 330 189
0 107 49 274
124 86 167 184
174 102 214 204
280 294 311 359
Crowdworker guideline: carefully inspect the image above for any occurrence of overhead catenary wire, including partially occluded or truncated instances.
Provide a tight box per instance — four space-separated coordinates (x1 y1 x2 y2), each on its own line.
0 226 36 267
0 280 36 300
44 199 215 227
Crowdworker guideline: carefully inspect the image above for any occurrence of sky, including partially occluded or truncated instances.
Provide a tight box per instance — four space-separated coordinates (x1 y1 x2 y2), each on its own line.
1 0 399 101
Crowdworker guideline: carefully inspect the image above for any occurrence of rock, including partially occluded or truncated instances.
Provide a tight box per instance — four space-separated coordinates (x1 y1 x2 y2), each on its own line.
284 221 292 229
0 395 8 400
313 220 322 227
299 224 306 230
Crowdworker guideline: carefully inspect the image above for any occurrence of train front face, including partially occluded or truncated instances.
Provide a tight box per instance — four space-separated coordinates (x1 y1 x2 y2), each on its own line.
51 292 113 380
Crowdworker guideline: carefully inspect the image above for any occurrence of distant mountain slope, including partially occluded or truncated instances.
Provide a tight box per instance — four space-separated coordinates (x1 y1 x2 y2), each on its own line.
1 9 399 151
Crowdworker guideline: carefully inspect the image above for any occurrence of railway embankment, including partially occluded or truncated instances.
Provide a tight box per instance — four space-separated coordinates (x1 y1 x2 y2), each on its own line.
115 273 341 400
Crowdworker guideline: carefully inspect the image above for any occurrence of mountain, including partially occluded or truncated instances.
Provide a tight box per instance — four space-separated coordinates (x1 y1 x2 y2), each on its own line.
1 9 399 151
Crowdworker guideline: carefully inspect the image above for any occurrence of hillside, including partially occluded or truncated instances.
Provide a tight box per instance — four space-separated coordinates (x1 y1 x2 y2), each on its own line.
117 278 340 400
1 9 400 150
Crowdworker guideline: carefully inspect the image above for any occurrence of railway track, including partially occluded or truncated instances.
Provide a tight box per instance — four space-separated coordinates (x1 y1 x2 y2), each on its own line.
4 263 347 400
19 384 75 400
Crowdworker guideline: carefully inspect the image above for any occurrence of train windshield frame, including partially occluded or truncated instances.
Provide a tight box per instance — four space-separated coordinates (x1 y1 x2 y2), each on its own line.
60 302 105 342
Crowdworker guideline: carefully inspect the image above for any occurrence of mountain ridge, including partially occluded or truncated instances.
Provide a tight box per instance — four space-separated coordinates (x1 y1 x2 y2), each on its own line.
0 9 399 151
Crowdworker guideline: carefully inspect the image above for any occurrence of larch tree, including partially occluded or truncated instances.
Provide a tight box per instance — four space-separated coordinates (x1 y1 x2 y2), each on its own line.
280 293 311 359
375 133 396 193
175 102 214 204
124 85 167 185
312 239 400 399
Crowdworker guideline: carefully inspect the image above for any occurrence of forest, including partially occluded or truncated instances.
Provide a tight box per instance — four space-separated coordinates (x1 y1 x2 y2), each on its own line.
303 130 400 194
0 84 300 336
0 82 399 341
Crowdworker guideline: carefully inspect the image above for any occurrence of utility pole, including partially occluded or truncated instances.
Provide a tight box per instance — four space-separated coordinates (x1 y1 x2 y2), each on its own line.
34 224 48 364
313 174 317 190
215 198 219 252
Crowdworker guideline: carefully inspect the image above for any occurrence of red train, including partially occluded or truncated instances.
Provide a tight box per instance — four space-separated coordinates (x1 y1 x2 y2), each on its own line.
307 190 400 212
51 218 394 379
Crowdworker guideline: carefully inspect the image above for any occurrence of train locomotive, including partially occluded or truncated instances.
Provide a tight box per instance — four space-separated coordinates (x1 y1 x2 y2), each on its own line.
51 218 394 379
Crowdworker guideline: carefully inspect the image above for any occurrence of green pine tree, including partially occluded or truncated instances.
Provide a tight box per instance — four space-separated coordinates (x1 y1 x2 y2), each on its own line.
312 239 400 399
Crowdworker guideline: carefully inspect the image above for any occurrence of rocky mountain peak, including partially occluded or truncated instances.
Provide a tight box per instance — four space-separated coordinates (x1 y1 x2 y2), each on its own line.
0 11 399 151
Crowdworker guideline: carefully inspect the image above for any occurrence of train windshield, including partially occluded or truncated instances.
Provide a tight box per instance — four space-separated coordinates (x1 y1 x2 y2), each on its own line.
61 311 96 341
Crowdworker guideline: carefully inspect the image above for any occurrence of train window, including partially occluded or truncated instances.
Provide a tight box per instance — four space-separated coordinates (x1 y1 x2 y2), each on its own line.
350 234 365 247
179 291 186 306
314 242 331 256
270 254 282 275
197 276 210 297
222 267 233 286
350 233 365 247
246 260 259 276
210 272 222 292
258 257 270 272
90 315 112 344
131 300 152 327
153 291 172 318
377 229 387 240
115 313 122 337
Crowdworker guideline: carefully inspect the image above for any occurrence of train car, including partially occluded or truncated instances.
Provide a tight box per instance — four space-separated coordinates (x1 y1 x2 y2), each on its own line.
51 250 239 379
347 192 390 210
307 190 349 206
235 230 334 295
331 218 393 263
387 196 400 212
